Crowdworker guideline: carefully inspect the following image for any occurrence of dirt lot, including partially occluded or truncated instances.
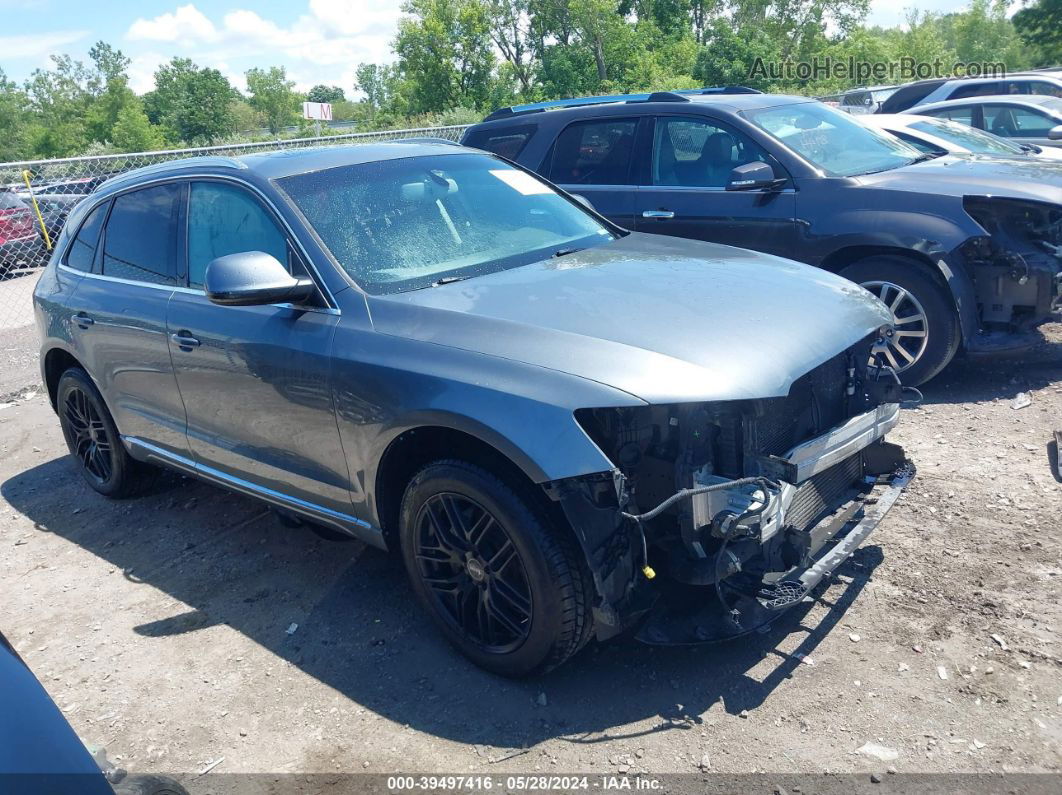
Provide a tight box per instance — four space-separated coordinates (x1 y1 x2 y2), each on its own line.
1 324 1060 788
0 271 41 400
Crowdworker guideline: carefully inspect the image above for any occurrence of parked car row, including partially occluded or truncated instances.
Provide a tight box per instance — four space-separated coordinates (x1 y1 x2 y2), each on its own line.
463 89 1062 385
24 84 1061 677
35 137 914 676
1 175 111 279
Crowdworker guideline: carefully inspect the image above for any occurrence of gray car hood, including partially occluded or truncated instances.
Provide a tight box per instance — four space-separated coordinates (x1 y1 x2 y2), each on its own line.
859 154 1062 204
369 233 892 404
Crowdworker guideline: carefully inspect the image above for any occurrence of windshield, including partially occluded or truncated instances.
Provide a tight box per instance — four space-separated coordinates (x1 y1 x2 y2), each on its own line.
277 153 613 294
742 101 921 176
910 118 1025 155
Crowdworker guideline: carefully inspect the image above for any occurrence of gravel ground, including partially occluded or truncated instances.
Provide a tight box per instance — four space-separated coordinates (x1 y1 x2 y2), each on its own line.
0 270 42 400
0 323 1059 787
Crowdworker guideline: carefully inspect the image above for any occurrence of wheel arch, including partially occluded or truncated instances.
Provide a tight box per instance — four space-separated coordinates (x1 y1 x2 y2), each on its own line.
820 245 978 343
372 423 578 549
42 345 85 412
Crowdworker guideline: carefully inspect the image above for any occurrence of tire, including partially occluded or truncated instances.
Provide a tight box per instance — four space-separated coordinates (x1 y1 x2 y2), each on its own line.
840 256 960 386
56 367 156 498
399 459 593 677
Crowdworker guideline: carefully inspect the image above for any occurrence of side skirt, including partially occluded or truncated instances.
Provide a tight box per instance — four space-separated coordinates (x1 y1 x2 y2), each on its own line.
122 436 386 549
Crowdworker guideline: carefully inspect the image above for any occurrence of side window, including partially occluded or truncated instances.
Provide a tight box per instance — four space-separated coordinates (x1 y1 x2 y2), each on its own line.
101 184 181 285
651 117 771 188
463 125 536 160
187 182 289 289
949 82 1002 100
922 106 975 126
65 202 108 272
1002 80 1062 97
548 118 637 185
983 104 1056 138
1026 81 1062 98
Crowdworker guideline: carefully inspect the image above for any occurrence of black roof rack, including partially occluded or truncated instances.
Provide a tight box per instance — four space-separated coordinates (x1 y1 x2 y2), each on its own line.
481 86 763 121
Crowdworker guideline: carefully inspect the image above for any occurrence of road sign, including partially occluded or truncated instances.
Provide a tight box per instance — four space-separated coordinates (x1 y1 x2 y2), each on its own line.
302 102 333 121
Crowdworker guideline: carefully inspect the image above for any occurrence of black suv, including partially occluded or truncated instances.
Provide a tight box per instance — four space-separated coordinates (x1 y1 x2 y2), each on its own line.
462 90 1062 385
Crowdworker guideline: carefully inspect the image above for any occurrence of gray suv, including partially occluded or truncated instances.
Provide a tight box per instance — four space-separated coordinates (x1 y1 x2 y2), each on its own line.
34 142 911 676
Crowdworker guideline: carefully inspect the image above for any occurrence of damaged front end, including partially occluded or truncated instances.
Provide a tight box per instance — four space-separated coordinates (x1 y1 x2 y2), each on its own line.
961 197 1062 347
546 335 915 644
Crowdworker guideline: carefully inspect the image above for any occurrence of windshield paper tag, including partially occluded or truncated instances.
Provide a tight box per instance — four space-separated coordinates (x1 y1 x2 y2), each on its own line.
489 169 551 195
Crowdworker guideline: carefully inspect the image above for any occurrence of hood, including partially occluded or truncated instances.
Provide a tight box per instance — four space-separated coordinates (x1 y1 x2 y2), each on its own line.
858 154 1062 204
369 233 891 404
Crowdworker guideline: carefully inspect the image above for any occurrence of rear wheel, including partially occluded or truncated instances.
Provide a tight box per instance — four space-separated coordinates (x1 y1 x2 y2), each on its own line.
399 460 593 677
56 368 156 498
840 256 960 386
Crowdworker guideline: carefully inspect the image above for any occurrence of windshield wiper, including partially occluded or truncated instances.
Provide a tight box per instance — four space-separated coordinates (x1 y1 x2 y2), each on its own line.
430 275 470 287
906 152 944 165
552 247 584 258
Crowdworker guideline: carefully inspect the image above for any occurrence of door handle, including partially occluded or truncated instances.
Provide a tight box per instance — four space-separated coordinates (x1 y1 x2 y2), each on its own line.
642 210 675 219
170 332 200 350
74 312 94 329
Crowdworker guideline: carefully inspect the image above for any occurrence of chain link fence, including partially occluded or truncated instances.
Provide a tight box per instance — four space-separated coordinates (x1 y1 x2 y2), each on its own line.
0 124 470 397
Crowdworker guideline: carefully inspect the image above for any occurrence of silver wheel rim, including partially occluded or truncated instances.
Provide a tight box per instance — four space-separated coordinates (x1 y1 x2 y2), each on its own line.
862 280 929 373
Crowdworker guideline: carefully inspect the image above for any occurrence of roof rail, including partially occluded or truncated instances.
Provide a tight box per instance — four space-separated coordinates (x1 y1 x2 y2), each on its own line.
482 86 763 121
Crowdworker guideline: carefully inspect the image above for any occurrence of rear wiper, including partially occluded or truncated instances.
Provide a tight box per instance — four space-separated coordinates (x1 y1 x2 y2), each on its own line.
552 247 584 258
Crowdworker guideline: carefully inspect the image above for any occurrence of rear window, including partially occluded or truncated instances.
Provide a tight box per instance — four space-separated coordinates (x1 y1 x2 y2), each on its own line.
547 118 638 185
65 202 108 272
101 184 181 286
463 125 537 160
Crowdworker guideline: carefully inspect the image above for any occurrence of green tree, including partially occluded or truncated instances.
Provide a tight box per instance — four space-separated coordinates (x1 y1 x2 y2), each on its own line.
1014 0 1062 64
88 41 131 85
354 63 400 118
23 54 97 157
393 0 496 113
951 0 1027 68
0 69 29 160
694 17 781 91
85 76 140 144
307 84 345 103
146 58 237 144
109 102 165 152
485 0 536 96
246 66 299 135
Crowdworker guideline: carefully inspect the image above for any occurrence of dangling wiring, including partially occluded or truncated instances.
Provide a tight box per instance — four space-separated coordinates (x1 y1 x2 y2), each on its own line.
621 475 818 637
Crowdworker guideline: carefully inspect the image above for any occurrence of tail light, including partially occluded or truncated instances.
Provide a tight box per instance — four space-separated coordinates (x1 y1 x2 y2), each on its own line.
0 207 37 245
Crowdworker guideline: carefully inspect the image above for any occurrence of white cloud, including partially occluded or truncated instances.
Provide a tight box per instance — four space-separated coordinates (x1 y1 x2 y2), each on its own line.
125 2 402 92
128 4 219 44
0 29 88 60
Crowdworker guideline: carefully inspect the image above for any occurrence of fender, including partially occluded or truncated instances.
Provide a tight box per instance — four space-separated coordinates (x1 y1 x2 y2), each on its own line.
814 210 984 344
328 327 645 527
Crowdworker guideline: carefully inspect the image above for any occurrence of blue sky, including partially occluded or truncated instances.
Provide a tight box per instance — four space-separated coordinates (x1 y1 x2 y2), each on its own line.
0 0 978 96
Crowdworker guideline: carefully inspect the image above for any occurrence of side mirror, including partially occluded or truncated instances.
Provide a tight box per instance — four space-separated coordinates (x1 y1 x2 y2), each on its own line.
570 193 596 212
1048 125 1062 141
205 251 316 307
725 161 782 191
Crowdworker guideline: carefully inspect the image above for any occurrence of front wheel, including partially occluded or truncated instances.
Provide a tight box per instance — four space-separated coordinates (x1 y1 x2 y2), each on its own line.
840 256 960 386
399 460 593 677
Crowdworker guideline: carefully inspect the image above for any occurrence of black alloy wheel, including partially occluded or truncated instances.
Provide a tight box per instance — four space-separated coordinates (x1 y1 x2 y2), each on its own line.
399 460 593 676
413 492 533 653
62 385 113 485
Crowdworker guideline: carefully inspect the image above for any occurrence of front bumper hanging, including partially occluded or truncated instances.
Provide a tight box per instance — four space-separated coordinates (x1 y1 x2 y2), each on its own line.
635 461 914 645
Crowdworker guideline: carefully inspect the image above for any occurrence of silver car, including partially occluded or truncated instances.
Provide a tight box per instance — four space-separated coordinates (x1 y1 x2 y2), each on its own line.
34 142 912 676
913 95 1062 149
